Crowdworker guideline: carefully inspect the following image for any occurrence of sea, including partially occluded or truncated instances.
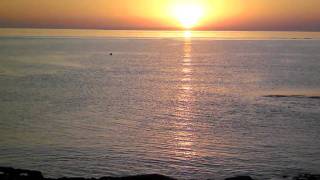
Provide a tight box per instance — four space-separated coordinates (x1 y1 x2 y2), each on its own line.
0 28 320 180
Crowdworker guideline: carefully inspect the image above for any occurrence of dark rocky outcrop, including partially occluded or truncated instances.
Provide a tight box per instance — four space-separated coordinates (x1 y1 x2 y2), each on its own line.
0 166 43 180
0 167 175 180
1 167 320 180
224 176 254 180
99 174 176 180
294 174 320 180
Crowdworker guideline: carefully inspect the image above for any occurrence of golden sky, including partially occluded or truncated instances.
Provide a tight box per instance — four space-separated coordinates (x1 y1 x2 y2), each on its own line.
0 0 320 30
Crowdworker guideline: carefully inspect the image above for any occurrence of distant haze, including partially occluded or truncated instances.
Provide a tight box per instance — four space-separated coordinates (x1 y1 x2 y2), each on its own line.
0 0 320 31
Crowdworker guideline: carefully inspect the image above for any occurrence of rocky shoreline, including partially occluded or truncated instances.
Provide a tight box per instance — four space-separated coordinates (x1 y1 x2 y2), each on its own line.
1 167 319 180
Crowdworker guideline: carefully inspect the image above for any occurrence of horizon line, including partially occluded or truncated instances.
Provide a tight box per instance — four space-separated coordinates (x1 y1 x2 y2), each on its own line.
1 26 320 33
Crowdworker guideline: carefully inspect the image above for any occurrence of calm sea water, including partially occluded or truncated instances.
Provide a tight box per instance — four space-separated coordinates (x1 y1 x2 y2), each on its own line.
0 29 320 180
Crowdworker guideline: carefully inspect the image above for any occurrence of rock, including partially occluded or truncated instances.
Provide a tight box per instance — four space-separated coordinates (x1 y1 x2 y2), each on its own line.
225 176 254 180
57 178 92 180
294 174 320 180
2 166 319 180
0 166 43 180
99 174 177 180
57 178 96 180
0 167 176 180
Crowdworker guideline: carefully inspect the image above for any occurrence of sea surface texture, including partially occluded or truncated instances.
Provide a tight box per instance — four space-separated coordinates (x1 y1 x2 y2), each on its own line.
0 30 320 180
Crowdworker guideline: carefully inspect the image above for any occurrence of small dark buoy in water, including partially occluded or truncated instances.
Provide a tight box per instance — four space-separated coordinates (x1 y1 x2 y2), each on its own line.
109 53 113 56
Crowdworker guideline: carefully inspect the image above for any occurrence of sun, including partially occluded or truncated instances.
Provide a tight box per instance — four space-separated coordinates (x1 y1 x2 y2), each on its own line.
172 4 204 29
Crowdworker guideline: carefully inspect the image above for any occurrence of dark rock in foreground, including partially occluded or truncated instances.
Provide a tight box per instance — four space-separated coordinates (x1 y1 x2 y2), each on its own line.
224 176 254 180
1 167 320 180
0 166 43 180
294 174 320 180
0 167 175 180
54 174 175 180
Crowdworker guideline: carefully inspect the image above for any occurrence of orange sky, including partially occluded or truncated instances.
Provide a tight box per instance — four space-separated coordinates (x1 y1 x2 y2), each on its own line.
0 0 320 31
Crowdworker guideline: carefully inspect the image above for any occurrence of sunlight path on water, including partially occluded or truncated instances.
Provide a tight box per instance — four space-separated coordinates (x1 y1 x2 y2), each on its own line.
172 35 197 160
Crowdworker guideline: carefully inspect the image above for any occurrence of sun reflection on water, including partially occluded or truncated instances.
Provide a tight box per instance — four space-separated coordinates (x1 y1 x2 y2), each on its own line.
184 31 192 38
171 34 198 160
182 68 192 74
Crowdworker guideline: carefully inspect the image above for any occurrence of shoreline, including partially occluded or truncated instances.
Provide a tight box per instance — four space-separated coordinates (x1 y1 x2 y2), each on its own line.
1 167 319 180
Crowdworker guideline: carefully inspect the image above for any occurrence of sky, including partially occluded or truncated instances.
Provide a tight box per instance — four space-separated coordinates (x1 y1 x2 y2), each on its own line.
0 0 320 31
